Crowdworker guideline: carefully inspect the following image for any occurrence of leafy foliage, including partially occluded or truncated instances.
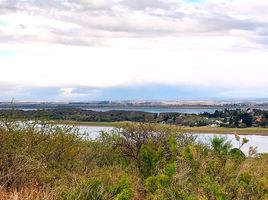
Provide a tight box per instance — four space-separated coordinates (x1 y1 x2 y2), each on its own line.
0 121 267 199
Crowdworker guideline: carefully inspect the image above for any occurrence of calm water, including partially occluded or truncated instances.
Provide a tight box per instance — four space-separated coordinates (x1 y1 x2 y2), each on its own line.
0 108 38 111
77 126 268 154
0 107 219 114
78 126 114 139
194 134 268 155
1 106 268 114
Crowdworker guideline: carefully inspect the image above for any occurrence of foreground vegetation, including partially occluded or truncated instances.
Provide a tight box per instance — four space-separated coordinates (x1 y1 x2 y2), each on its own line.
0 120 267 199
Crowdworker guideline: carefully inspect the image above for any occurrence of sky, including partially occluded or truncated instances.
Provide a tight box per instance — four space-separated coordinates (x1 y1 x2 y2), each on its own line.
0 0 268 101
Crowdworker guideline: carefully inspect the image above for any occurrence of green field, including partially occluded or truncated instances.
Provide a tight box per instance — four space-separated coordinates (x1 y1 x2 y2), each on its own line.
54 121 268 135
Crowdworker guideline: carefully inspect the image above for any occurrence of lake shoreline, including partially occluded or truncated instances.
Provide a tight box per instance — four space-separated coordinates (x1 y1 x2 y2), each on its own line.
53 120 268 136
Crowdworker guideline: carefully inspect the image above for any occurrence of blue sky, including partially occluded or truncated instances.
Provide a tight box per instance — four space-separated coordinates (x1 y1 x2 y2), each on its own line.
0 50 16 58
1 0 268 101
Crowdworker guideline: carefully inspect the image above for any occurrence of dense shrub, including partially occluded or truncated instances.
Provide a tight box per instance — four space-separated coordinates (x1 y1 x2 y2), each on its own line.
0 121 267 199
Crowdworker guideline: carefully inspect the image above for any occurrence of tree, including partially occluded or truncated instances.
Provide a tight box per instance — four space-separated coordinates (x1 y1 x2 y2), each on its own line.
241 113 253 127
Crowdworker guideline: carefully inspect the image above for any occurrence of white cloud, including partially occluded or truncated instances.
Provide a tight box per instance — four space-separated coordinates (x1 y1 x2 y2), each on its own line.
60 87 75 96
0 0 268 100
1 43 268 89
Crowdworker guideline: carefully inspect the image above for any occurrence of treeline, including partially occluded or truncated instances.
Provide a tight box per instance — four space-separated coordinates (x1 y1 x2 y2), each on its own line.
1 108 268 128
161 109 268 128
202 109 268 127
0 108 157 122
0 121 267 199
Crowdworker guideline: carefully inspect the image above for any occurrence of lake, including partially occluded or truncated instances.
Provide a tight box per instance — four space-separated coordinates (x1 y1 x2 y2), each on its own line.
195 133 268 155
0 108 38 111
77 126 268 154
78 126 113 139
0 106 220 114
2 106 268 114
85 107 221 114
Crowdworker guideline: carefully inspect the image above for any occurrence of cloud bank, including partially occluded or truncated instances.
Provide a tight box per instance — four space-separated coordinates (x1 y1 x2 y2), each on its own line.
0 0 268 100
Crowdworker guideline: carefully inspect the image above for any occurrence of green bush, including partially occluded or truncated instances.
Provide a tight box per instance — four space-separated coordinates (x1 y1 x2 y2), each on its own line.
59 175 134 200
0 121 267 200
